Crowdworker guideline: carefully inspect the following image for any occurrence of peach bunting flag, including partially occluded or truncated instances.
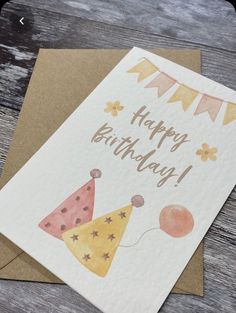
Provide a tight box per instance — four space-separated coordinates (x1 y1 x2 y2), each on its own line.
145 72 176 97
194 94 223 122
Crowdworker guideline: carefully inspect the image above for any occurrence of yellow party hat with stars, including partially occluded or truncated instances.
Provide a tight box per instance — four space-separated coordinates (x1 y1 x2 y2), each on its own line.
62 195 144 277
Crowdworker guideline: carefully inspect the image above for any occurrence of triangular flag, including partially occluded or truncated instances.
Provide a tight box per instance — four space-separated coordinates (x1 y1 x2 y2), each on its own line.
223 102 236 125
167 84 198 111
194 94 223 122
127 59 159 82
145 72 176 97
38 169 101 239
62 195 144 277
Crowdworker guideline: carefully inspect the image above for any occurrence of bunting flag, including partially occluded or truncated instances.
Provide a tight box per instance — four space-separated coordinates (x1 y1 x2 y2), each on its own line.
145 72 176 97
127 59 236 125
223 102 236 125
127 59 159 82
194 94 223 122
167 85 198 111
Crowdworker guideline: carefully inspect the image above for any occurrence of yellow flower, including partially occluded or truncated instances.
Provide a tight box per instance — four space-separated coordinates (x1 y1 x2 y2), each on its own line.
104 101 124 117
196 143 217 161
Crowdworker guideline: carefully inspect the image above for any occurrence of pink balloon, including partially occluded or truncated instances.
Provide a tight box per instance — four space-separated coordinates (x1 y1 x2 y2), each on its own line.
159 205 194 238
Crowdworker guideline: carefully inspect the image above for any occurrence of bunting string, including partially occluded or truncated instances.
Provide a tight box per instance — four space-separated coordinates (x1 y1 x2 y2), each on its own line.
127 58 236 126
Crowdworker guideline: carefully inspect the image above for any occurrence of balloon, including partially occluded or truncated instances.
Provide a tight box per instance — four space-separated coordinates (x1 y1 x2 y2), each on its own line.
159 205 194 237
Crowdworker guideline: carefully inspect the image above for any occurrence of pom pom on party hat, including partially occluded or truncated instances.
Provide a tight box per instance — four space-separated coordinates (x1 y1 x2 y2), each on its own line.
62 195 144 277
39 169 102 239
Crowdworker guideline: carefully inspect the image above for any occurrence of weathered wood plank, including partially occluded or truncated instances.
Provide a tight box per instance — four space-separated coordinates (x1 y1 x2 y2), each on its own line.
0 107 18 175
0 2 236 112
0 280 101 313
11 0 236 51
0 45 36 111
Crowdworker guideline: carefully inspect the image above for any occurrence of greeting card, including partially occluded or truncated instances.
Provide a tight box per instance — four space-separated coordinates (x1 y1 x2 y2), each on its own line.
0 47 235 313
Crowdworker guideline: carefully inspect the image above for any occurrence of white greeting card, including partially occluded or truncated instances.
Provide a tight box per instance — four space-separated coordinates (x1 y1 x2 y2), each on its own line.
0 47 236 313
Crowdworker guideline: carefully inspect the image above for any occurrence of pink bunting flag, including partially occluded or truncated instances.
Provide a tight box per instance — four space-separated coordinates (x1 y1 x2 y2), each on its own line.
145 72 176 97
194 94 223 122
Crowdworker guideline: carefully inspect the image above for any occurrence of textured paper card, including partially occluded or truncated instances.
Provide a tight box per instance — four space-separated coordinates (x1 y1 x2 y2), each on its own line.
0 47 235 313
0 49 203 294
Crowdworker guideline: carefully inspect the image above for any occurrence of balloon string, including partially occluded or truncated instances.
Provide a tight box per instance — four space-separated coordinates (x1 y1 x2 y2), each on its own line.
119 227 160 248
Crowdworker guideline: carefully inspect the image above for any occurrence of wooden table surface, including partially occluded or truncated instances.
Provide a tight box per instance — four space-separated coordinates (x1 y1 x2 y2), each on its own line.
0 1 235 312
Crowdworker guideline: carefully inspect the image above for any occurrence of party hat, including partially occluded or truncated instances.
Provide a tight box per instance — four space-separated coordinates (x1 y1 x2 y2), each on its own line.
38 169 101 239
62 195 144 277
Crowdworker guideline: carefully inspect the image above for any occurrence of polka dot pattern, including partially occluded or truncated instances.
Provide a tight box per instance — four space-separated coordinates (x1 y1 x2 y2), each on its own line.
39 178 95 239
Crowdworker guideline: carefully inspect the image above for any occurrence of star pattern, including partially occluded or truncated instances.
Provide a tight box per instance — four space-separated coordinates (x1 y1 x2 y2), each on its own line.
83 254 91 262
91 230 99 238
62 205 133 276
118 211 126 219
102 253 110 261
105 217 112 224
107 234 115 241
71 234 79 242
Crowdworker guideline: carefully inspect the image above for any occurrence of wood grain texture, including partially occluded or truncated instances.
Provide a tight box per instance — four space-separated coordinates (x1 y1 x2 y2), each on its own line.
10 0 236 50
0 0 235 312
0 107 18 175
0 2 236 112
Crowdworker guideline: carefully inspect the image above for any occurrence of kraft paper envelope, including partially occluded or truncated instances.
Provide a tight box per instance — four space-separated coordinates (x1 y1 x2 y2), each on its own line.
0 49 203 295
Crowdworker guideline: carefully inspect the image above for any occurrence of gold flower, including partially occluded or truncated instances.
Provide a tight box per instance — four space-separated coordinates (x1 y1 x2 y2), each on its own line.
104 101 124 117
196 143 217 161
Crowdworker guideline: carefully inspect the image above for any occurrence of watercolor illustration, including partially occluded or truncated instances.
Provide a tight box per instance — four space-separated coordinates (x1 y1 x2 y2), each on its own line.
62 194 144 277
159 205 194 238
39 169 194 277
127 59 159 82
38 169 101 239
104 101 124 117
127 59 236 125
196 143 217 161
